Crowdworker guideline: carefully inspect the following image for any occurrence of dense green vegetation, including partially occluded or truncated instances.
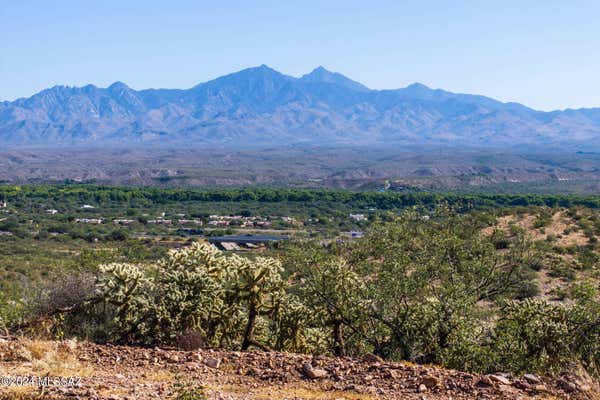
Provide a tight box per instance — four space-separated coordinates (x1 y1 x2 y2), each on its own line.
2 184 600 209
1 185 599 379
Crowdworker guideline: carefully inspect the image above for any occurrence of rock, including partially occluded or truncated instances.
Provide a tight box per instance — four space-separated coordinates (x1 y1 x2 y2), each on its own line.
512 380 530 390
302 363 328 379
418 383 427 393
558 379 578 393
204 357 221 369
384 369 398 379
362 353 383 363
523 373 541 384
489 374 511 385
477 375 494 387
166 354 180 363
532 384 549 393
421 375 438 388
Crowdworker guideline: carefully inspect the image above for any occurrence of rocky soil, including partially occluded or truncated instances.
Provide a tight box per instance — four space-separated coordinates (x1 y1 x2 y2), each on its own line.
0 338 598 400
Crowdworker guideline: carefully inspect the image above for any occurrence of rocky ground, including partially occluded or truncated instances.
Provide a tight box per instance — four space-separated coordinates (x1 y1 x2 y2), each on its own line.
0 338 598 400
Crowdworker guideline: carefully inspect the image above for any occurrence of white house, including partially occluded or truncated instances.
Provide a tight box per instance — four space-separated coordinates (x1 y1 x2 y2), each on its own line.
349 213 367 222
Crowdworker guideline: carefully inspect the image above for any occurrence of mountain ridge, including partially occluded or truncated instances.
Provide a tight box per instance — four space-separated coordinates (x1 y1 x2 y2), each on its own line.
2 65 600 149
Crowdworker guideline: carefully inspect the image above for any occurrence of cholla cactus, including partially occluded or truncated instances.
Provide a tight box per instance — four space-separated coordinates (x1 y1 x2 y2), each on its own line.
97 263 153 341
224 255 285 350
154 242 227 343
95 242 286 348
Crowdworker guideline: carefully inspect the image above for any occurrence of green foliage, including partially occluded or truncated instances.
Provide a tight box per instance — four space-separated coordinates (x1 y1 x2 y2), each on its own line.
96 242 286 349
491 296 600 375
5 185 598 379
173 376 208 400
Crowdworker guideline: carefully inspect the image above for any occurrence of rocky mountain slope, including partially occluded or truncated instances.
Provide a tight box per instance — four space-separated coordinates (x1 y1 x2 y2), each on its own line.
1 338 597 400
2 66 600 148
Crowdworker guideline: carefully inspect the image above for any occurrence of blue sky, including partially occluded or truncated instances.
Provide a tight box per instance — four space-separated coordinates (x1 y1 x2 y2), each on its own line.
1 0 599 110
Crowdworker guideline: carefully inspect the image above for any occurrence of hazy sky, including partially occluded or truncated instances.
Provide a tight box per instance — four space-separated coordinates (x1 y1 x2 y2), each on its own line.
1 0 599 110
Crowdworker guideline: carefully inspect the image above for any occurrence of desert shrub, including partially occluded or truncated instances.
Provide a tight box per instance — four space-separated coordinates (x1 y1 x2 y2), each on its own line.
548 263 576 281
295 257 368 356
492 299 574 374
176 329 206 351
173 376 208 400
490 229 510 249
341 207 534 363
533 208 553 229
491 295 600 376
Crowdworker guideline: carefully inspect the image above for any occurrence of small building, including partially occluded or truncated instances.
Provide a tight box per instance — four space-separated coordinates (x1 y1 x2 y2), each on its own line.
208 220 230 226
178 219 203 226
113 219 135 225
0 201 7 208
341 231 364 239
148 219 172 225
349 213 367 222
208 235 289 250
75 218 103 224
81 204 95 209
45 209 59 215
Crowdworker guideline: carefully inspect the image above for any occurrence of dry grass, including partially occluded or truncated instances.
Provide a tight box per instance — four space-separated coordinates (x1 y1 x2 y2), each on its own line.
136 369 174 383
0 386 40 400
211 384 379 400
19 339 93 377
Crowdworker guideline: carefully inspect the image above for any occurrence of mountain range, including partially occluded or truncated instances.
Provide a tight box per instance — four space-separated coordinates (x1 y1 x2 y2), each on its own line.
2 65 600 149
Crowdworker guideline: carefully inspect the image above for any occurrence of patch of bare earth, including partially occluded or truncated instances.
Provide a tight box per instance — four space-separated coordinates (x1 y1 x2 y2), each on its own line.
0 339 598 400
483 211 589 246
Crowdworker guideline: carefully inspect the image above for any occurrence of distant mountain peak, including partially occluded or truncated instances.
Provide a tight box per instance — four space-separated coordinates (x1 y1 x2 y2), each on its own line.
405 82 430 90
300 66 370 92
108 81 130 91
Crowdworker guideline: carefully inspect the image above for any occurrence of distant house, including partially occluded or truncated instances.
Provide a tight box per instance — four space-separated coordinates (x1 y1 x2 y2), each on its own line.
0 201 7 208
341 231 364 239
75 218 103 224
148 219 172 225
178 219 203 226
113 219 135 225
208 234 289 250
208 220 230 226
81 204 95 209
45 209 59 215
349 213 367 222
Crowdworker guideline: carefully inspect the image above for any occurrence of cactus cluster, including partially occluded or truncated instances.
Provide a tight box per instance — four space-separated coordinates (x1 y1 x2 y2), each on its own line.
96 242 286 349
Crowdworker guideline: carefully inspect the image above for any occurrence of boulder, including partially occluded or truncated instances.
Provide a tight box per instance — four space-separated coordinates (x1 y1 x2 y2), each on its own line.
489 374 511 385
303 363 328 379
204 357 221 369
523 373 541 384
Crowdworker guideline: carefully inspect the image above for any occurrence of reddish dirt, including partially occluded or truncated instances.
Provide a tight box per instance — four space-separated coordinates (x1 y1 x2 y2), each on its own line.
0 338 598 400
